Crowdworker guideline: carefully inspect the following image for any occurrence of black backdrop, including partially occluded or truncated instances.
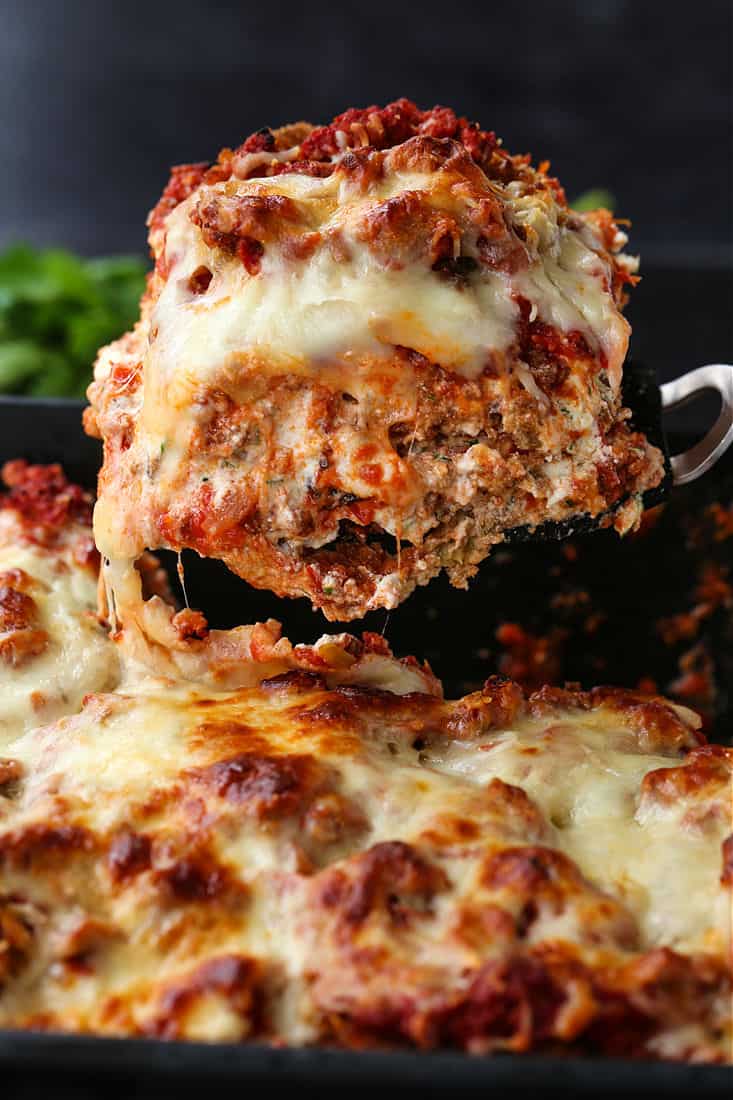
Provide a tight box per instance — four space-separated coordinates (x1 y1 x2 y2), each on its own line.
0 0 731 378
2 0 731 260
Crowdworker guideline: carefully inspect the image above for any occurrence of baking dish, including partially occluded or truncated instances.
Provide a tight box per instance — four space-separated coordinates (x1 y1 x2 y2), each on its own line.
0 382 730 1095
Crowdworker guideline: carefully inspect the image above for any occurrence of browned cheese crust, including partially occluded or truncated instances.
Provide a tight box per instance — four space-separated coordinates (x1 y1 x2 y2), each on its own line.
1 669 730 1061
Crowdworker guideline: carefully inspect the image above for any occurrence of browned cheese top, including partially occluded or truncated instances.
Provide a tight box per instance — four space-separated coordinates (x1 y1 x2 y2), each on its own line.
1 662 729 1060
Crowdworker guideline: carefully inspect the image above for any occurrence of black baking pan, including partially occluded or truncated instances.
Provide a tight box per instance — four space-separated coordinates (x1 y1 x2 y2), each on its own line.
0 1029 731 1098
0 381 731 1097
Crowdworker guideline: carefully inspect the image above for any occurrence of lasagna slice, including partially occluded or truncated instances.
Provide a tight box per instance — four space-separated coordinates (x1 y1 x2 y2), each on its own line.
0 461 118 748
0 666 729 1062
86 98 664 622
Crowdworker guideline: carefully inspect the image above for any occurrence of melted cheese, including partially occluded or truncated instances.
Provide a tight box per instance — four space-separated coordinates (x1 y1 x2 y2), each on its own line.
154 181 516 402
0 538 118 749
147 168 623 436
1 667 729 1059
514 228 629 383
431 720 729 956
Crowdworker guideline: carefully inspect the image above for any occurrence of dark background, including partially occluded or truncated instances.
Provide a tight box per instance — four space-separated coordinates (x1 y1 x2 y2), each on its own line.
1 0 730 263
1 0 731 383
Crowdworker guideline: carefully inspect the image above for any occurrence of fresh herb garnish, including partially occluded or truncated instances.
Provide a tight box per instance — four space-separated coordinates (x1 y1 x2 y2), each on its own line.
571 188 616 212
0 244 146 397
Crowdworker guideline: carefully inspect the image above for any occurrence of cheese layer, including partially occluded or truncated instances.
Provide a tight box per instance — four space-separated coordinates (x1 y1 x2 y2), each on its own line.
1 670 729 1061
0 465 119 749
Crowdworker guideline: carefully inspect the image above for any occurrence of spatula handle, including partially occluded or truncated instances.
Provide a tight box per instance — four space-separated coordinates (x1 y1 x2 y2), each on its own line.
660 363 733 485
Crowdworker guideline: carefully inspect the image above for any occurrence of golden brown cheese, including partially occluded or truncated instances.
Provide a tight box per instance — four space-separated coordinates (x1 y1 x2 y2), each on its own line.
0 462 118 748
87 99 663 622
1 670 729 1061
